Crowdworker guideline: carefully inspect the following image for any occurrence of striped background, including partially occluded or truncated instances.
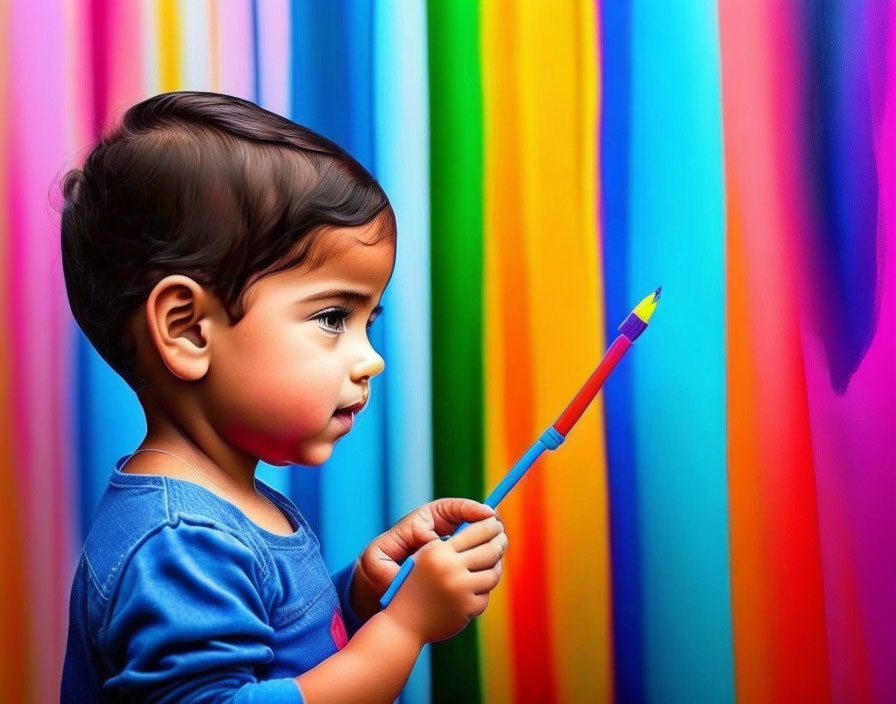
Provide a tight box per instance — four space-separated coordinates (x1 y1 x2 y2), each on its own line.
2 1 895 703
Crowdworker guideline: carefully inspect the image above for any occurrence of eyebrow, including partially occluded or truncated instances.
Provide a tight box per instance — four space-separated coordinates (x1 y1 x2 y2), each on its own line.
299 289 375 306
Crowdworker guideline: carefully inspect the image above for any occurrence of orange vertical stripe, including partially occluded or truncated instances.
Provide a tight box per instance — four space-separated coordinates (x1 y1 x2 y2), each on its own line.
725 177 774 704
481 0 526 698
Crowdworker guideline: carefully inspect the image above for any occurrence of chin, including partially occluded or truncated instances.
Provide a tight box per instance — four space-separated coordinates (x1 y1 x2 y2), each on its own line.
266 459 294 468
296 442 334 467
251 431 337 467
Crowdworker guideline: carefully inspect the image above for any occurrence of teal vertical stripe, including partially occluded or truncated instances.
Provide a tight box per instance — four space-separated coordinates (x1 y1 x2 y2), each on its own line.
373 1 433 701
627 1 734 702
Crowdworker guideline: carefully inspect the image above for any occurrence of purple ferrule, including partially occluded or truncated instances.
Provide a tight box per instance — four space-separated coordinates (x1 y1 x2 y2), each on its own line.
618 312 647 341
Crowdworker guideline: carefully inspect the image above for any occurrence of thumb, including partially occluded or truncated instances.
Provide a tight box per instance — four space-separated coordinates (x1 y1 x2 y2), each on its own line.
429 498 495 536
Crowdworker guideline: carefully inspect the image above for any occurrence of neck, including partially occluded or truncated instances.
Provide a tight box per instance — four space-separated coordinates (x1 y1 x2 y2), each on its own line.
134 383 260 496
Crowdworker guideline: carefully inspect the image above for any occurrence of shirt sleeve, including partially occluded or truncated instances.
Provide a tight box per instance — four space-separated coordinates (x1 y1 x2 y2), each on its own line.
329 559 367 638
101 520 304 704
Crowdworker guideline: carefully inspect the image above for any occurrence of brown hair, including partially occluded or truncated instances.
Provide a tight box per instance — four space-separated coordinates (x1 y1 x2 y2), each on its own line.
60 91 395 390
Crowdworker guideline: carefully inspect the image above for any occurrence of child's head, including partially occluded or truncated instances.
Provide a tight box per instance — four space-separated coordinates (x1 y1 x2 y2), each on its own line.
60 91 396 465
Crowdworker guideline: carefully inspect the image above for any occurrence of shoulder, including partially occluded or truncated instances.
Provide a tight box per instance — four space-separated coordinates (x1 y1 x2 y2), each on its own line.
82 478 172 600
97 518 274 651
83 479 271 602
111 518 269 603
95 520 295 700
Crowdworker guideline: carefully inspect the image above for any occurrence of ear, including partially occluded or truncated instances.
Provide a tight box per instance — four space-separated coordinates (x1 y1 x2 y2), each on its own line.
144 275 215 382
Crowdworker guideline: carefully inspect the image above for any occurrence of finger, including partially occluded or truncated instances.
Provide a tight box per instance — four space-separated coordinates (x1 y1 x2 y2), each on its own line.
460 532 508 571
448 515 503 552
370 522 424 563
467 593 490 617
469 561 503 594
429 498 495 537
377 506 442 558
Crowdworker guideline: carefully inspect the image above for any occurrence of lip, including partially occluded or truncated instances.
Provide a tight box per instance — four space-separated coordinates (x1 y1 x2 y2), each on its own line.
332 409 355 434
337 398 367 415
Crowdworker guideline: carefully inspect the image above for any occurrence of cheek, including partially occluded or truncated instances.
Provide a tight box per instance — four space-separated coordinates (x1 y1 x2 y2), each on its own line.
207 320 342 448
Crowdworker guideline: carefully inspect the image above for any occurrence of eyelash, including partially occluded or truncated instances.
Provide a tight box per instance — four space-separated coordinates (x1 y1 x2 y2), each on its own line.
315 306 382 335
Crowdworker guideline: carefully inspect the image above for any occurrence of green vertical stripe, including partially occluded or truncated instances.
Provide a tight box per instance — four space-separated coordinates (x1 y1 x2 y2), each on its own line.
428 1 484 702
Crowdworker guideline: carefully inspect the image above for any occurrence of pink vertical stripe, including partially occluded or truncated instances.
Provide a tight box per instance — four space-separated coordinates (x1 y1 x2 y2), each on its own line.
255 0 290 114
104 1 145 124
9 1 77 701
0 0 29 698
214 0 254 100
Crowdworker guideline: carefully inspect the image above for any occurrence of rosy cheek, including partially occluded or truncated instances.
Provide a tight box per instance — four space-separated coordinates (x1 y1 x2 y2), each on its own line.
215 317 344 454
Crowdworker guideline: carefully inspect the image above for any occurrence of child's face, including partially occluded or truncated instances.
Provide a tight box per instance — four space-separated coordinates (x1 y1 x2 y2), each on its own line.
205 218 394 467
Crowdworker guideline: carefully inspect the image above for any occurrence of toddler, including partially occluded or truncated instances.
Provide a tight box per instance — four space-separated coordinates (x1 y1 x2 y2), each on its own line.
59 91 507 703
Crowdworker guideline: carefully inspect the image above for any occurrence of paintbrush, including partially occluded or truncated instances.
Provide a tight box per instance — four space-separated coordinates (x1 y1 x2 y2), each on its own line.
379 287 662 609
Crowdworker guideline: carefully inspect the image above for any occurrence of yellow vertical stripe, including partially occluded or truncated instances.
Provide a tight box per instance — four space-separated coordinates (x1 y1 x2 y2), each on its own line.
157 0 181 91
517 1 612 702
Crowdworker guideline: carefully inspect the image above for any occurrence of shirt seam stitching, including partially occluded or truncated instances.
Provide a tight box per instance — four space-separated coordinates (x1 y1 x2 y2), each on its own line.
83 552 104 594
271 584 332 627
171 509 275 582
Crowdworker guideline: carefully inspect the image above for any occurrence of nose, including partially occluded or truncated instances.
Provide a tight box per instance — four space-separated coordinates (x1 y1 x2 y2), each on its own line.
350 338 385 383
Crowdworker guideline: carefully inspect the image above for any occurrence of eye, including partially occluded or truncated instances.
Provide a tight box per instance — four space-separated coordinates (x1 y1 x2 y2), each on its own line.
315 307 351 335
367 305 384 331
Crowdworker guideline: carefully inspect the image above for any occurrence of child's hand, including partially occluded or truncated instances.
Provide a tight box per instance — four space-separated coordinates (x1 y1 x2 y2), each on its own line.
384 515 508 643
350 499 502 622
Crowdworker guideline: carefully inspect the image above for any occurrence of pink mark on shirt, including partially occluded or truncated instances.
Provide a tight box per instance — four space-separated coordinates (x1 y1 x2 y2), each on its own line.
330 608 348 650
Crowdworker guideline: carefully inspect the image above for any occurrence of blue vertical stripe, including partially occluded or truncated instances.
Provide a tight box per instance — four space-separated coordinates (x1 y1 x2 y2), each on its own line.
290 0 387 567
805 0 881 394
250 0 262 107
598 3 645 702
76 333 146 539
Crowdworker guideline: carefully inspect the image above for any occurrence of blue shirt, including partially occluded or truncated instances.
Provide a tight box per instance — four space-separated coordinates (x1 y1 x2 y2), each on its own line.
61 454 366 703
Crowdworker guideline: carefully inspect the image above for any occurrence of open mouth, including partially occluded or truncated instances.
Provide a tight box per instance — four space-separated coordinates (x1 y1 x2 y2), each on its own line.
332 395 367 434
332 408 356 433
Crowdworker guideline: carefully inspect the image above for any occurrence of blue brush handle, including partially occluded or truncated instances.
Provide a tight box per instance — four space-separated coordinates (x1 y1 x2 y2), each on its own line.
379 428 565 609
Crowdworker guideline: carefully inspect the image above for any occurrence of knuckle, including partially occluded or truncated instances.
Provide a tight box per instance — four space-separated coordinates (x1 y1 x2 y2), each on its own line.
446 574 465 597
420 541 450 571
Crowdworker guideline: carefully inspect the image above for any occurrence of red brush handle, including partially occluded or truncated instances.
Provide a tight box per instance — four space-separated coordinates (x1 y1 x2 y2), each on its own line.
552 334 632 436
